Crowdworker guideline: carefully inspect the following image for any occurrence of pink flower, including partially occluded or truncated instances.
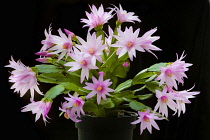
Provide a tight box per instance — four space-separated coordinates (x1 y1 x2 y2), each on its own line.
81 4 113 31
155 52 192 89
59 102 81 122
112 26 144 61
131 110 163 134
5 56 43 99
112 4 141 24
173 86 200 117
64 48 98 83
76 32 106 65
105 26 114 45
63 93 85 117
171 51 193 71
139 28 161 58
21 98 52 125
154 86 177 118
40 25 55 51
84 72 114 104
47 28 74 61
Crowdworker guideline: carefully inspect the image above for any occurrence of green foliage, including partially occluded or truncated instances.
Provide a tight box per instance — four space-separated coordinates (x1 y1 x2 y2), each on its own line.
137 94 153 100
44 85 65 99
100 98 115 108
114 79 133 93
147 63 168 72
83 100 106 117
35 64 63 73
129 101 148 111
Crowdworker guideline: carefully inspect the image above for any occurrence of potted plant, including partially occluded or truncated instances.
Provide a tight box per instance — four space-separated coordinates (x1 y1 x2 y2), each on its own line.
5 4 199 140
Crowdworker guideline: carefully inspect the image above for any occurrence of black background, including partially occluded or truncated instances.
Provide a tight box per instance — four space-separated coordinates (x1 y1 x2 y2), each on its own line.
1 0 210 140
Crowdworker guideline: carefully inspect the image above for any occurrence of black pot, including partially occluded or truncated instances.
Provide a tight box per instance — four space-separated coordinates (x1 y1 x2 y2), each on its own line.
75 112 137 140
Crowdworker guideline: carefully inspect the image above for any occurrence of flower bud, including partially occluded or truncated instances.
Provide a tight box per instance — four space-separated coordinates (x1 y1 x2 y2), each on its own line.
36 57 52 63
123 62 130 67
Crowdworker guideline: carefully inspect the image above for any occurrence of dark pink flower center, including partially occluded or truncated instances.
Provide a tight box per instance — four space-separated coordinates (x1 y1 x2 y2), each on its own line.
74 100 81 107
96 86 103 91
161 96 168 103
143 116 150 122
126 41 133 48
80 60 87 66
62 42 71 49
89 48 95 54
165 69 173 77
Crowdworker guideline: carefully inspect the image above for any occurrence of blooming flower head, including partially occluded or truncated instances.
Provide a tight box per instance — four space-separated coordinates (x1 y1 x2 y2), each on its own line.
21 98 52 125
47 28 74 61
154 86 177 118
173 86 200 117
155 52 192 89
139 28 161 58
64 48 98 83
76 32 106 65
112 4 141 24
59 102 81 122
84 72 114 104
171 51 193 71
40 25 55 51
81 4 113 31
112 26 144 61
5 56 43 99
63 93 85 117
131 110 164 134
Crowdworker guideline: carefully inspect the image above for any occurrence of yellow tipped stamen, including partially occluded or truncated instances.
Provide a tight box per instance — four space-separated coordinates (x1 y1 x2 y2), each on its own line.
161 96 168 103
96 86 102 91
80 60 87 65
74 102 79 107
62 42 70 49
167 73 172 77
180 100 185 103
123 12 127 15
162 98 168 103
64 113 69 119
89 48 95 54
126 41 133 47
144 116 150 122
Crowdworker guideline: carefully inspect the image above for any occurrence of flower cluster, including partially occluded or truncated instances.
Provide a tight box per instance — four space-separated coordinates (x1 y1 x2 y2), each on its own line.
5 4 199 135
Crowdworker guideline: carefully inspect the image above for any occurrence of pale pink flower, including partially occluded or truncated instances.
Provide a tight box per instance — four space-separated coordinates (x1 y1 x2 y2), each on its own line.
81 4 113 31
59 102 81 122
173 86 200 117
105 25 114 46
112 26 144 61
47 28 74 61
40 25 55 51
155 52 192 89
76 32 106 65
5 56 42 99
112 4 141 24
131 110 163 134
171 51 193 71
154 86 177 118
21 98 52 125
63 93 85 117
84 72 114 104
64 48 98 83
139 28 161 58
